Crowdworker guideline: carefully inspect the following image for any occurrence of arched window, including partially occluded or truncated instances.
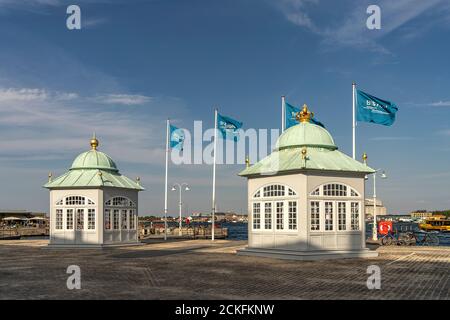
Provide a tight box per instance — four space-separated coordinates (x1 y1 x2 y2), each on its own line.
55 196 95 206
252 184 297 199
105 196 136 207
309 183 360 197
251 184 298 232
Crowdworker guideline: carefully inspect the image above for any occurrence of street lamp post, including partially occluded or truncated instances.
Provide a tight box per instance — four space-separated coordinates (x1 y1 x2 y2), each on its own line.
172 183 190 236
371 169 387 241
363 153 387 242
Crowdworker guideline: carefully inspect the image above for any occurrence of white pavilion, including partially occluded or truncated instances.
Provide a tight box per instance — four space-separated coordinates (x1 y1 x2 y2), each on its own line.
44 136 144 248
238 105 378 260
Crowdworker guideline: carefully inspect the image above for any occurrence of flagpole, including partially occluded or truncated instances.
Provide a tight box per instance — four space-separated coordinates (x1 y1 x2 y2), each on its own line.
281 95 286 132
211 108 218 241
164 119 169 241
352 82 356 160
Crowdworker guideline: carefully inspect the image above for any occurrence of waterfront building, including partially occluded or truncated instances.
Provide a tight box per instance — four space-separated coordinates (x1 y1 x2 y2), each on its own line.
410 211 433 219
0 210 46 220
238 105 378 260
44 136 144 248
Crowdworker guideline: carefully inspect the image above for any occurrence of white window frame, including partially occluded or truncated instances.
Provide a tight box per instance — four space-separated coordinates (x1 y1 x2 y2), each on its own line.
129 210 136 230
309 200 362 232
309 183 360 198
104 197 137 231
87 209 96 230
252 184 297 199
55 209 63 230
275 201 284 230
288 201 298 230
350 202 360 231
251 200 298 232
252 203 261 230
55 196 96 206
104 209 111 230
65 208 74 230
105 196 136 207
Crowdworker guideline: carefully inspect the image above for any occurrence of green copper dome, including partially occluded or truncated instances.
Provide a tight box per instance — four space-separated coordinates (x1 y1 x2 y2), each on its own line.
276 122 337 150
70 149 118 172
45 136 144 190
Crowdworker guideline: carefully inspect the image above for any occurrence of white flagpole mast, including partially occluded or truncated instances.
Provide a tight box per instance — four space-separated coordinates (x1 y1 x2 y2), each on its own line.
164 119 169 241
352 82 356 159
211 108 218 241
281 95 286 132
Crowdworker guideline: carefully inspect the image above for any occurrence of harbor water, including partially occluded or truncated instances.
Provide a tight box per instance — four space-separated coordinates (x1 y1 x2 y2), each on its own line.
223 222 450 246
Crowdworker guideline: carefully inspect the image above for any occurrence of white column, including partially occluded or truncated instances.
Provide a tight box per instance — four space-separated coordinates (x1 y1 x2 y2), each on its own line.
164 119 169 241
211 109 218 241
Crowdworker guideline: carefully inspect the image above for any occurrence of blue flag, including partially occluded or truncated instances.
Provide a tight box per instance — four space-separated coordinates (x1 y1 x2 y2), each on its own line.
170 125 185 150
285 102 299 130
285 101 325 129
217 113 243 141
356 90 398 126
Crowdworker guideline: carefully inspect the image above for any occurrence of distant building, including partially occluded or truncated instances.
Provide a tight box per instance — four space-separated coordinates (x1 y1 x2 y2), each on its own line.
44 136 144 248
365 198 387 218
0 210 46 220
410 211 433 219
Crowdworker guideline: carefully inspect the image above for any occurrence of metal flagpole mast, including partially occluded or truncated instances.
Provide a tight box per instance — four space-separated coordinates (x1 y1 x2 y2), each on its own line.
372 172 377 241
211 108 218 241
352 82 356 160
164 119 169 241
281 95 286 132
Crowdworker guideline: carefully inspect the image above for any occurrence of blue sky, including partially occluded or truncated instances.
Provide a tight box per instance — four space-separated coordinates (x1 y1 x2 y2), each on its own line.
0 0 450 215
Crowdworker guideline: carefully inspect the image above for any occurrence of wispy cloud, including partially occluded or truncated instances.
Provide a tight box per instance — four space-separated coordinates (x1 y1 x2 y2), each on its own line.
93 93 152 106
370 136 413 141
0 88 78 102
0 87 180 165
275 0 319 32
273 0 447 53
428 100 450 107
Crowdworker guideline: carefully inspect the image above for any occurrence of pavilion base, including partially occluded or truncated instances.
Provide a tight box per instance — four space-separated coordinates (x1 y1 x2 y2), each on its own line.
44 242 143 249
237 247 378 261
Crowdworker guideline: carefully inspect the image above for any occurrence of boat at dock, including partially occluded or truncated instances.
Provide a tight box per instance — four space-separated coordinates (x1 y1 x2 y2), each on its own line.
419 217 450 232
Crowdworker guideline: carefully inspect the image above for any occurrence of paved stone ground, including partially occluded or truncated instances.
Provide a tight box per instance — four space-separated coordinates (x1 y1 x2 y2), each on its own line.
0 239 448 300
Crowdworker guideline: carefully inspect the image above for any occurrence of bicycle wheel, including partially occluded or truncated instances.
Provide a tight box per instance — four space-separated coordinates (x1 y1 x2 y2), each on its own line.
429 234 440 246
381 236 392 246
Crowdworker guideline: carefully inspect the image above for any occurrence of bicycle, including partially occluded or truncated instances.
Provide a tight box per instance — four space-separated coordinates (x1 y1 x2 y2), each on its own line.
380 230 416 246
409 231 440 246
380 231 396 245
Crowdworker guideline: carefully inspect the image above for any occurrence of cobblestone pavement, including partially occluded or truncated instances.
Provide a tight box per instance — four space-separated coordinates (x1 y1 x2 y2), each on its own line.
0 240 448 300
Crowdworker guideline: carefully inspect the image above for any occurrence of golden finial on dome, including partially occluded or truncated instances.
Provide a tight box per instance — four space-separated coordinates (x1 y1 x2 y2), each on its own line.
296 104 314 123
362 152 368 164
90 132 99 150
48 172 52 182
245 155 250 168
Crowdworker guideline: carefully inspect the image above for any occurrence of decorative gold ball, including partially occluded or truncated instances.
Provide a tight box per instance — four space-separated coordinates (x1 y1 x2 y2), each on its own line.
90 138 99 150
